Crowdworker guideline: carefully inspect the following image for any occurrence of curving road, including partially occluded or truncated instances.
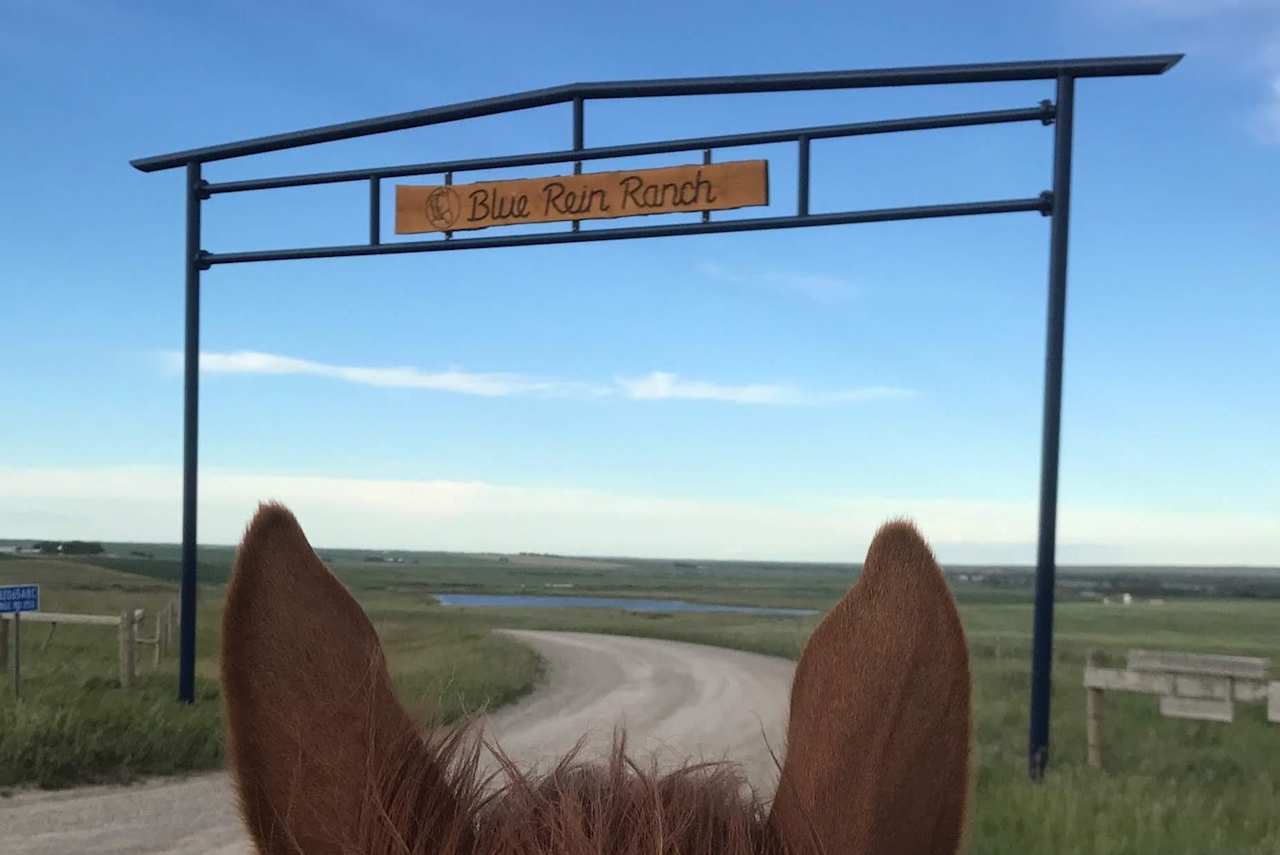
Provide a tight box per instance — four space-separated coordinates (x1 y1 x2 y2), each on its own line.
0 631 795 855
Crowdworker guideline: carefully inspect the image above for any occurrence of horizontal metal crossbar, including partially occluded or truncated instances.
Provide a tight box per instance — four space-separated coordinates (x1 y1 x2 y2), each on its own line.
132 54 1180 172
203 104 1055 195
202 195 1050 266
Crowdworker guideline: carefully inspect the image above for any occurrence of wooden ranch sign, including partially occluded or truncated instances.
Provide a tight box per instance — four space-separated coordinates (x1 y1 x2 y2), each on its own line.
395 160 768 234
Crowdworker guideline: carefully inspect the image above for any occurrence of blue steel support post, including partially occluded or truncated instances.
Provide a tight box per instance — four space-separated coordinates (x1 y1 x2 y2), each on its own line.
797 134 811 216
572 96 584 232
179 160 202 704
444 172 453 241
702 149 712 222
1029 73 1074 779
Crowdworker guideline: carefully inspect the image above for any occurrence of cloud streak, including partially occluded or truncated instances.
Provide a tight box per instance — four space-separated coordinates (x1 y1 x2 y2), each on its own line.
617 371 912 405
163 351 913 407
1254 75 1280 142
192 350 606 398
1115 0 1271 18
697 262 857 303
1104 0 1280 143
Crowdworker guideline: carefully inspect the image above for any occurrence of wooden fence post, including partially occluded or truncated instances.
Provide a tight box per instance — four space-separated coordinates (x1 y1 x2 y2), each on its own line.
160 608 168 660
118 609 135 689
41 622 58 652
1086 649 1104 770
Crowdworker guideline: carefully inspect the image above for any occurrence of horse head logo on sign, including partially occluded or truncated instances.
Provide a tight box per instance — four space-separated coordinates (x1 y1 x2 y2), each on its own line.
426 185 462 230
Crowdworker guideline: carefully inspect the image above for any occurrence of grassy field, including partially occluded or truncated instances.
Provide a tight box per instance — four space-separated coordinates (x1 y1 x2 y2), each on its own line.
1 548 1278 853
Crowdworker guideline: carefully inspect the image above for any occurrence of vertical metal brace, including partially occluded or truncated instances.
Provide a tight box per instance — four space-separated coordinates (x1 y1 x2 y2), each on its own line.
1029 74 1074 780
572 96 584 232
444 172 454 240
797 134 811 216
178 160 203 705
369 176 381 245
702 149 713 222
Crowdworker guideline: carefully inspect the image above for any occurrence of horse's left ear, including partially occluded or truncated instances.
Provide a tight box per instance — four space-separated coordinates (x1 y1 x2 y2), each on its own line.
221 503 458 854
769 520 971 855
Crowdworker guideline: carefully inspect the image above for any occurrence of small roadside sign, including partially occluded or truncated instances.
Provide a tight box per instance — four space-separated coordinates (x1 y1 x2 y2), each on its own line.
0 584 39 614
1 584 39 699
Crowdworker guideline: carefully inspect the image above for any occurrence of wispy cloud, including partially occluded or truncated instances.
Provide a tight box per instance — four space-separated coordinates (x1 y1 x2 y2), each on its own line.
1115 0 1271 18
1101 0 1280 143
161 351 912 407
186 350 607 398
697 262 856 303
617 371 912 405
1253 75 1280 142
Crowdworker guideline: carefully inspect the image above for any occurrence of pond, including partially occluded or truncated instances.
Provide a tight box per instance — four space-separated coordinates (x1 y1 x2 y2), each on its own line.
433 593 818 617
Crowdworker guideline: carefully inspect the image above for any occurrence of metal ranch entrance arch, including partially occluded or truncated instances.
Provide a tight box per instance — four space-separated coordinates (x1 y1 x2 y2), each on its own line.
132 53 1181 779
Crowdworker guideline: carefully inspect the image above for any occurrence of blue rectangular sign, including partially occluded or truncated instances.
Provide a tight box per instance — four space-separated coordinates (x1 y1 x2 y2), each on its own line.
0 584 39 614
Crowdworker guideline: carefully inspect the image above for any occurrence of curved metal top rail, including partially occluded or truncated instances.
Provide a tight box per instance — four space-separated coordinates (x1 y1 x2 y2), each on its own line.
131 53 1181 173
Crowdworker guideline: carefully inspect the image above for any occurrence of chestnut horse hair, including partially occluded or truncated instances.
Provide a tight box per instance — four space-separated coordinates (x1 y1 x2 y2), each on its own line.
222 503 971 854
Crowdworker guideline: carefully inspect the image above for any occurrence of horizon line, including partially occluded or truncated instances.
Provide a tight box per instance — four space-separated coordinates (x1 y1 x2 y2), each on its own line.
3 537 1277 573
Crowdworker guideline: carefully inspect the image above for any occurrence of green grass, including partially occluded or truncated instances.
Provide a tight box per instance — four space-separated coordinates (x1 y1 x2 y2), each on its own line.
963 602 1280 855
2 554 1279 852
0 560 541 789
0 560 222 789
76 555 232 585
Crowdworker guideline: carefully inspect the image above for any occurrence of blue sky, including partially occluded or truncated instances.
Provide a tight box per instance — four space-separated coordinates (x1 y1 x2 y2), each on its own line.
1 0 1276 563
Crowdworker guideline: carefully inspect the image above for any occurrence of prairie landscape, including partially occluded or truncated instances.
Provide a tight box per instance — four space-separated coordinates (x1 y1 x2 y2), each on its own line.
1 542 1279 854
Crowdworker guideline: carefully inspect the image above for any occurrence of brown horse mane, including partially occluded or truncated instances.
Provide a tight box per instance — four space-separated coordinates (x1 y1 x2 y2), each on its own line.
346 724 815 855
222 503 970 855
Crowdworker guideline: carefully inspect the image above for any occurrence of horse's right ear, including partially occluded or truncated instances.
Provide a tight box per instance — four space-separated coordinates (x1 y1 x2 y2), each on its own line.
221 503 464 854
770 520 971 855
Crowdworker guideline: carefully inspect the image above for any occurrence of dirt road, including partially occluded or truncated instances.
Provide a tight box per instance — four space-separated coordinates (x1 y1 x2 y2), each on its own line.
0 631 794 854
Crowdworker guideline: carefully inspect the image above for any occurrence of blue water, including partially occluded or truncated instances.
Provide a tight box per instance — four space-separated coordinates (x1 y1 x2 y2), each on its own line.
434 593 817 616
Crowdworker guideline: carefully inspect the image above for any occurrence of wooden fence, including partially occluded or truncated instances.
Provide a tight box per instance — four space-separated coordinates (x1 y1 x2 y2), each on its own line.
1084 648 1280 769
2 599 177 689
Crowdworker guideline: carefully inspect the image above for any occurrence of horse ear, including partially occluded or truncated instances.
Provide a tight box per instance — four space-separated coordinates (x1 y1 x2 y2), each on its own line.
769 520 971 855
221 503 454 854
